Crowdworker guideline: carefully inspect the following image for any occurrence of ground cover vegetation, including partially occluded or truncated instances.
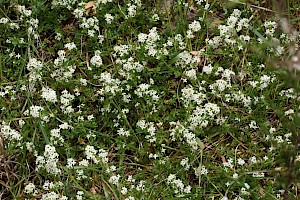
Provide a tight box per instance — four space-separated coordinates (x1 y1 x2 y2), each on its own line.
0 0 300 199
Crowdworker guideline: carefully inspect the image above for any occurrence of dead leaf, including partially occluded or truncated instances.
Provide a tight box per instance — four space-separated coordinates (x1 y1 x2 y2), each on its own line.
90 186 97 194
190 51 199 56
85 1 95 10
85 1 96 15
221 155 226 163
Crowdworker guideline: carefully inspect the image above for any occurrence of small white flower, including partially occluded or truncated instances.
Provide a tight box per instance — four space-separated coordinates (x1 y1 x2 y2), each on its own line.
41 87 57 103
189 20 201 32
24 183 35 194
64 42 76 51
121 186 128 195
104 13 114 24
232 173 238 179
237 158 245 166
249 156 257 164
203 64 213 74
109 174 120 185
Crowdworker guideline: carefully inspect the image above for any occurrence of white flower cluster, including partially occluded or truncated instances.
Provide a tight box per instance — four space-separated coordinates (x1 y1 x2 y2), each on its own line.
126 0 142 18
136 120 157 143
279 88 297 99
114 44 130 57
188 103 220 130
134 83 159 102
27 58 43 82
72 4 102 39
90 50 103 67
176 51 200 70
209 79 231 93
98 72 122 95
208 9 250 48
104 13 114 24
52 0 77 9
231 91 253 110
27 18 39 39
1 123 22 141
166 174 191 194
115 57 145 79
36 144 61 175
187 20 201 38
60 90 75 114
42 191 68 200
181 84 206 107
259 74 274 89
76 191 84 200
117 128 130 137
24 183 36 195
138 27 160 57
80 16 100 37
17 5 32 17
180 157 190 170
109 174 121 185
0 17 9 24
64 42 76 51
24 105 44 118
50 128 64 145
51 50 77 82
264 21 277 37
184 69 197 80
194 165 208 177
41 87 57 103
169 121 198 150
42 180 64 191
85 145 108 164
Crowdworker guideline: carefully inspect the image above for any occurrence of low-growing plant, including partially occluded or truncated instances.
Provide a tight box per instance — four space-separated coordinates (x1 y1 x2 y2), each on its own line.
0 0 299 199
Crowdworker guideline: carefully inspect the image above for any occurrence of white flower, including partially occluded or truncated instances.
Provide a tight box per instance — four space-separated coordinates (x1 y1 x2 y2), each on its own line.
186 30 194 38
232 173 238 179
269 127 276 134
1 124 22 141
85 145 99 163
152 14 159 21
64 42 76 50
25 105 44 118
284 109 294 116
27 58 43 71
185 69 197 80
26 142 34 152
41 87 57 103
42 191 59 200
249 156 257 164
121 186 128 195
24 183 35 194
249 120 258 129
76 191 84 200
0 17 9 24
237 158 245 166
189 20 201 32
138 33 148 43
67 158 76 168
104 13 114 24
109 174 120 185
117 128 130 137
127 4 137 17
203 64 213 74
90 51 103 67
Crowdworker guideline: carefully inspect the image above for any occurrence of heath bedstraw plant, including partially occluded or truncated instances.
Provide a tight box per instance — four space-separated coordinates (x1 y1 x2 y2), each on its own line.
0 0 300 199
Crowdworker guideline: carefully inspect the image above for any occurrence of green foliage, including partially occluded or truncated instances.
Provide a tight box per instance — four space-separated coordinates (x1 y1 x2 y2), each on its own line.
0 0 300 199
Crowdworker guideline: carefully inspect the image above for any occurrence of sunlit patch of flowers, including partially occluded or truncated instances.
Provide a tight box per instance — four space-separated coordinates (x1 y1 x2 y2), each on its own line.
0 0 299 199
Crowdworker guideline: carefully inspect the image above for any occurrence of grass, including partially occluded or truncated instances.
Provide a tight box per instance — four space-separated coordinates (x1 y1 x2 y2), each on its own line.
0 0 300 199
